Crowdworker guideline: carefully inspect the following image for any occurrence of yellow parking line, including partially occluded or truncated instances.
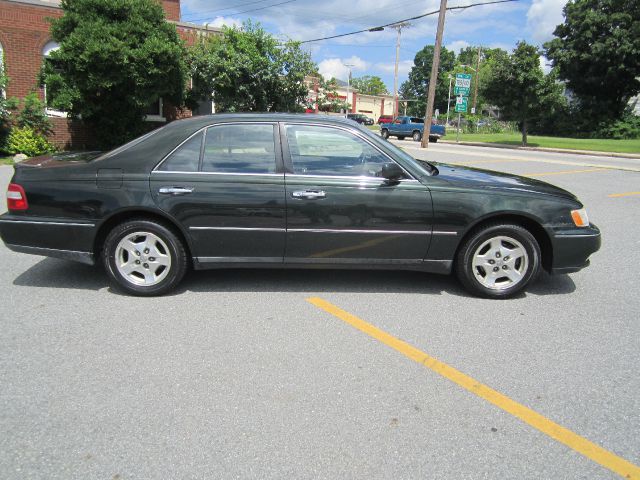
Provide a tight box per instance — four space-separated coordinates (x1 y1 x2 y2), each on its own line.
608 191 640 198
524 168 607 177
307 297 640 480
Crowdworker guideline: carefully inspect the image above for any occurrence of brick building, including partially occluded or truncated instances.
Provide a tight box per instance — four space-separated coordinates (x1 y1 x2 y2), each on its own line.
0 0 219 149
306 76 397 122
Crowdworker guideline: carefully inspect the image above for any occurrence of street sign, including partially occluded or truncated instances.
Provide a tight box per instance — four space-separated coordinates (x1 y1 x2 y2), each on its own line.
455 96 468 113
454 73 472 96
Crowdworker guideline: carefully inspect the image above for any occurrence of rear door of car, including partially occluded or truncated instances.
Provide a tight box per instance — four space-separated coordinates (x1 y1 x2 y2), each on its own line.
150 122 286 265
281 122 433 265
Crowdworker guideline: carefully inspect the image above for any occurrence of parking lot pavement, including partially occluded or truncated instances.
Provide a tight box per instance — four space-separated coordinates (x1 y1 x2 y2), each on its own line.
0 149 639 480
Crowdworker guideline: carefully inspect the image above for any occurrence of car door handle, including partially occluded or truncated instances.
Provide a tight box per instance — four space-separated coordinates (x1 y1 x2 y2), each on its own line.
291 190 326 200
158 186 194 196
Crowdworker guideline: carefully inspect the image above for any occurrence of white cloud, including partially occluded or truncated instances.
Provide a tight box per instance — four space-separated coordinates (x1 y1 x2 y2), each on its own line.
318 56 368 81
539 55 553 74
374 60 413 76
527 0 567 43
447 40 470 54
205 16 242 29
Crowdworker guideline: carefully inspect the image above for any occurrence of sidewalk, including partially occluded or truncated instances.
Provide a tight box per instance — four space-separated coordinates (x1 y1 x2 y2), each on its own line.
439 139 640 160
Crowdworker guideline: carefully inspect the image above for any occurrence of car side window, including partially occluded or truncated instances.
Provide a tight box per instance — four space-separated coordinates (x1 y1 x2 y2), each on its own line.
157 131 203 172
202 124 276 174
285 124 394 177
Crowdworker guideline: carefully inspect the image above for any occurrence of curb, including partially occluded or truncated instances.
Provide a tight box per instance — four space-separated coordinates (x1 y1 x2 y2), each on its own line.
438 140 640 160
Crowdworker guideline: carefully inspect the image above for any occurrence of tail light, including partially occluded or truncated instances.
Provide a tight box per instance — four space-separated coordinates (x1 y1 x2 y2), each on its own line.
7 184 29 211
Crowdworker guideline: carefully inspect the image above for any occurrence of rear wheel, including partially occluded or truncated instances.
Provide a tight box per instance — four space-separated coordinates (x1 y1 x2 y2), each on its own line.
103 219 188 296
412 131 422 142
455 223 541 298
381 129 389 139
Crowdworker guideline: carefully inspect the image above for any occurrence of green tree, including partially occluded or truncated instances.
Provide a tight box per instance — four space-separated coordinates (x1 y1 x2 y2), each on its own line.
316 77 350 113
17 92 52 136
187 21 315 113
0 63 18 150
351 75 389 95
483 42 566 146
453 47 508 116
544 0 640 124
400 45 456 117
41 0 188 148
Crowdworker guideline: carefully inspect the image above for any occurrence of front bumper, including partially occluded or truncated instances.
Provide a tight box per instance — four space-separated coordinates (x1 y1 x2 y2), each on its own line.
550 224 601 274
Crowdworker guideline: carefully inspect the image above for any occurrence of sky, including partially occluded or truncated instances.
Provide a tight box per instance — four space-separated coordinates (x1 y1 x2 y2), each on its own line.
180 0 568 92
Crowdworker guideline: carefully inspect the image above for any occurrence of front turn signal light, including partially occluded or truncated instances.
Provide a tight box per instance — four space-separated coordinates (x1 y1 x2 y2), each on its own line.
571 208 589 227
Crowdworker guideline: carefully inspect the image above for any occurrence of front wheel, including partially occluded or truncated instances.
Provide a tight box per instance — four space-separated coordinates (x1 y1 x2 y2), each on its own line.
103 219 188 296
429 136 439 143
412 131 422 142
381 129 389 139
455 223 541 298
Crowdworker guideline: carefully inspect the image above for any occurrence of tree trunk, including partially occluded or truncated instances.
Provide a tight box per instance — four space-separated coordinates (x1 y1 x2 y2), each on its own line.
521 117 528 147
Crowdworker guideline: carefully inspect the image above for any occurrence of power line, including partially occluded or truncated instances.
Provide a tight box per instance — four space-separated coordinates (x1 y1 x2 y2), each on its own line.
186 0 298 23
182 0 272 20
298 0 519 44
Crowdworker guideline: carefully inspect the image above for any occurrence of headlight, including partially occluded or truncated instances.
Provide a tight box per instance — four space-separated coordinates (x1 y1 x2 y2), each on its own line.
571 208 589 227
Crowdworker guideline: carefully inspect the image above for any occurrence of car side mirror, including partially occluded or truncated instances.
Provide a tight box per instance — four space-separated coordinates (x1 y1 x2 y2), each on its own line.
381 162 405 183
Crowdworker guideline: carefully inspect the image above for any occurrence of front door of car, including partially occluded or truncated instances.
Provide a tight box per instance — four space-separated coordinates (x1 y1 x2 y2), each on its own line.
281 123 433 265
150 122 286 264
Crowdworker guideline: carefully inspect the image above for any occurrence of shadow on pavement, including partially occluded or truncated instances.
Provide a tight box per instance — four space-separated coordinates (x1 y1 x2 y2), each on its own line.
12 257 576 298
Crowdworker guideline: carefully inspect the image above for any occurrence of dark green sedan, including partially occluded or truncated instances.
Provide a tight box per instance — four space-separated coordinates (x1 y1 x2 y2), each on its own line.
0 114 600 298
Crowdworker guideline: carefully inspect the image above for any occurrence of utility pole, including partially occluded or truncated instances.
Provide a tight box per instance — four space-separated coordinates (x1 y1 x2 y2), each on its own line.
344 63 354 113
472 46 482 114
421 0 448 148
392 22 410 119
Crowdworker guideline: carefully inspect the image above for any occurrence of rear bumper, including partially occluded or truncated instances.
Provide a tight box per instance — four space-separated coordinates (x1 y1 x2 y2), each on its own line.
550 224 601 274
5 243 95 265
0 214 96 265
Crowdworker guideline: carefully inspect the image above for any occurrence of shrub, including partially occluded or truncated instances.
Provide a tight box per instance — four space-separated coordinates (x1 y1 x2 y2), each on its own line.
6 126 56 157
17 92 52 136
596 114 640 139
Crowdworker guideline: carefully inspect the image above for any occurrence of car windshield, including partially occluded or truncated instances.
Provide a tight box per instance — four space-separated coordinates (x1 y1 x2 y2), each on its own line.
355 124 436 175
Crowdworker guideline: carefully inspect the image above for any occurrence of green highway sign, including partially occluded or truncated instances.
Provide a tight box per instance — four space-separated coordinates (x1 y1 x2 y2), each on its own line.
454 73 472 96
455 95 468 113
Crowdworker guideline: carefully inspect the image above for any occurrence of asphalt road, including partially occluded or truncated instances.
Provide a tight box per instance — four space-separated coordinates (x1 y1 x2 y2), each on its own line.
0 143 638 480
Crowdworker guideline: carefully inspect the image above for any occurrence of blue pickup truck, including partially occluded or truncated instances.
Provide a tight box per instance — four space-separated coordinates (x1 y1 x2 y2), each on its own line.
380 116 446 142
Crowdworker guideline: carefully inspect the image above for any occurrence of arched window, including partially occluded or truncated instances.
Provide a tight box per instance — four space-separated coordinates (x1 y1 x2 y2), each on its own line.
42 40 59 57
42 41 66 117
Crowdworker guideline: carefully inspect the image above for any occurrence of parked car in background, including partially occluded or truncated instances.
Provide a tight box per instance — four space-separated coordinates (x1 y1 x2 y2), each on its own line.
346 113 374 126
0 114 600 298
380 116 446 142
377 115 393 124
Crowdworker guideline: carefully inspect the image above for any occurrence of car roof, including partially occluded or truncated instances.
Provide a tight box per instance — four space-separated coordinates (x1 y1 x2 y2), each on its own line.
99 113 368 171
168 112 359 129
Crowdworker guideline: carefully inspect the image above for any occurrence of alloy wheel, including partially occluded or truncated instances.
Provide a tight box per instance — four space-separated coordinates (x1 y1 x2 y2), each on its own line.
115 231 172 286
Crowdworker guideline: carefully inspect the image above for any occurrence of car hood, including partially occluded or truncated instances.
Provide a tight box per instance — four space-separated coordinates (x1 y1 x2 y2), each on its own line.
431 162 577 201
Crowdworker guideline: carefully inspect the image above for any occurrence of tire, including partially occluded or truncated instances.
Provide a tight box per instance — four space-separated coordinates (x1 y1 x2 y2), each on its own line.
397 136 405 140
429 136 438 143
102 219 188 296
381 129 389 139
412 131 422 142
455 223 541 299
